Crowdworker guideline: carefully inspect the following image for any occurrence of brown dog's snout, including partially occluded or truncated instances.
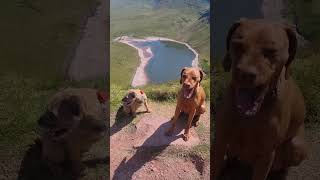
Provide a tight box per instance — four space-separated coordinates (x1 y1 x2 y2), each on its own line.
235 66 257 83
183 82 191 89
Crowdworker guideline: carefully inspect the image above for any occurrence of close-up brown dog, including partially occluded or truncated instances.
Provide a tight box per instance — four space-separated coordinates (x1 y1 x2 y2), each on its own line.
214 19 308 180
121 89 151 116
38 88 108 178
166 67 206 141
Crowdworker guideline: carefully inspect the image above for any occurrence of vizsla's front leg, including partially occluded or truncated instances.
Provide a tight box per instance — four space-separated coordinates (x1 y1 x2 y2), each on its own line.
213 142 227 180
183 109 196 141
193 101 206 127
213 111 228 180
166 105 181 136
199 101 206 114
252 151 275 180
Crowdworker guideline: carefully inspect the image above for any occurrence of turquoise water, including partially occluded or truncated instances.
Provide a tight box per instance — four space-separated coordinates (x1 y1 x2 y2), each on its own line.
132 40 196 84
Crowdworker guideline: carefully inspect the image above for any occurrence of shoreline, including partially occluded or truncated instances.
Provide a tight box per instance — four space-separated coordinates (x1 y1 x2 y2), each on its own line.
115 36 199 87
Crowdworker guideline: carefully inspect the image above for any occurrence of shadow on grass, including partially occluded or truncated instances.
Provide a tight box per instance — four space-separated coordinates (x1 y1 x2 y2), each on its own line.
18 139 108 180
112 114 188 180
110 106 149 136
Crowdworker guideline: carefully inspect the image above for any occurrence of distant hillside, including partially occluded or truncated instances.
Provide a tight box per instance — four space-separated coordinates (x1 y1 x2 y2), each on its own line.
153 0 209 10
111 0 210 63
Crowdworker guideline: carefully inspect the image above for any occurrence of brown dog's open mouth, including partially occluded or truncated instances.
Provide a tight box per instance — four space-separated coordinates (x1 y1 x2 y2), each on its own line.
234 86 267 117
183 87 195 99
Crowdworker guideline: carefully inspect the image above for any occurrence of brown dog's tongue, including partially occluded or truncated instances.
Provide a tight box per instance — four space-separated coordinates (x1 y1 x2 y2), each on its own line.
236 88 256 113
183 88 194 99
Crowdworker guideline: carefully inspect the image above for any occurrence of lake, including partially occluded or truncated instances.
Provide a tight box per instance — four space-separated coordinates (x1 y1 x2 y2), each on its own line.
130 39 196 84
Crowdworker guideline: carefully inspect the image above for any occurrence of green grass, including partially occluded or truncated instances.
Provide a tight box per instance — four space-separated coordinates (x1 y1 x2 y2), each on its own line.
0 1 107 178
111 78 210 112
110 42 140 87
0 0 99 80
0 73 107 153
0 0 103 148
292 54 320 123
286 0 320 49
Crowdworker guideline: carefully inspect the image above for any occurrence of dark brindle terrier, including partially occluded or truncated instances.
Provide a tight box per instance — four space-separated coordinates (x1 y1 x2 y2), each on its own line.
38 88 107 178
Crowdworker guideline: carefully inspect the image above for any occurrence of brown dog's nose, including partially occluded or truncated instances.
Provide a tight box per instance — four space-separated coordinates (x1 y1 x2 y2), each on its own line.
183 83 191 89
235 67 257 83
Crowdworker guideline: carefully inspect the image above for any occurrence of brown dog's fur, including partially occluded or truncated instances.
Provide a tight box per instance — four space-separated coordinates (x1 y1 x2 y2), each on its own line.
214 19 308 180
38 88 107 177
166 67 206 141
122 89 151 116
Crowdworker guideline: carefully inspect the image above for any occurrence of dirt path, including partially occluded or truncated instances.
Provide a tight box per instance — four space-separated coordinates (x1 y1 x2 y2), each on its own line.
110 101 210 180
68 0 108 81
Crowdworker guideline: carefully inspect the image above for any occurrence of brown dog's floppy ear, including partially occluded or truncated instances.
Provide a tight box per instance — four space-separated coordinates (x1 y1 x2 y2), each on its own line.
284 24 298 80
180 67 187 84
199 68 205 82
223 19 244 72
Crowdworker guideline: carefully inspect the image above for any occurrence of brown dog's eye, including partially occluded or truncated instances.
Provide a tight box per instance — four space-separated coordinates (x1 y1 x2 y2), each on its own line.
182 75 187 79
263 48 277 59
192 77 197 81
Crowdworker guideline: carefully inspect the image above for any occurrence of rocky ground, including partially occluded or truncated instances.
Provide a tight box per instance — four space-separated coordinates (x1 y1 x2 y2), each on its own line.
110 101 210 180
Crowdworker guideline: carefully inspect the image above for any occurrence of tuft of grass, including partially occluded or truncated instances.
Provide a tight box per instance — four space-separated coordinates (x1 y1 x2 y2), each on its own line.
110 84 128 112
292 54 320 123
0 74 53 151
111 78 210 112
143 78 210 102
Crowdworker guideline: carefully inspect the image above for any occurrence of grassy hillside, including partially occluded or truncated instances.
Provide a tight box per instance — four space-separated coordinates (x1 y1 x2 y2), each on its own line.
286 0 320 49
110 0 210 89
0 0 104 147
0 1 107 178
0 0 99 79
110 42 140 87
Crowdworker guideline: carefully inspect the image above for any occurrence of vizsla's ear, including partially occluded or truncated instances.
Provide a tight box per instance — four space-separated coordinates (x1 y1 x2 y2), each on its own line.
199 68 205 82
180 67 187 84
283 24 298 80
223 19 245 72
